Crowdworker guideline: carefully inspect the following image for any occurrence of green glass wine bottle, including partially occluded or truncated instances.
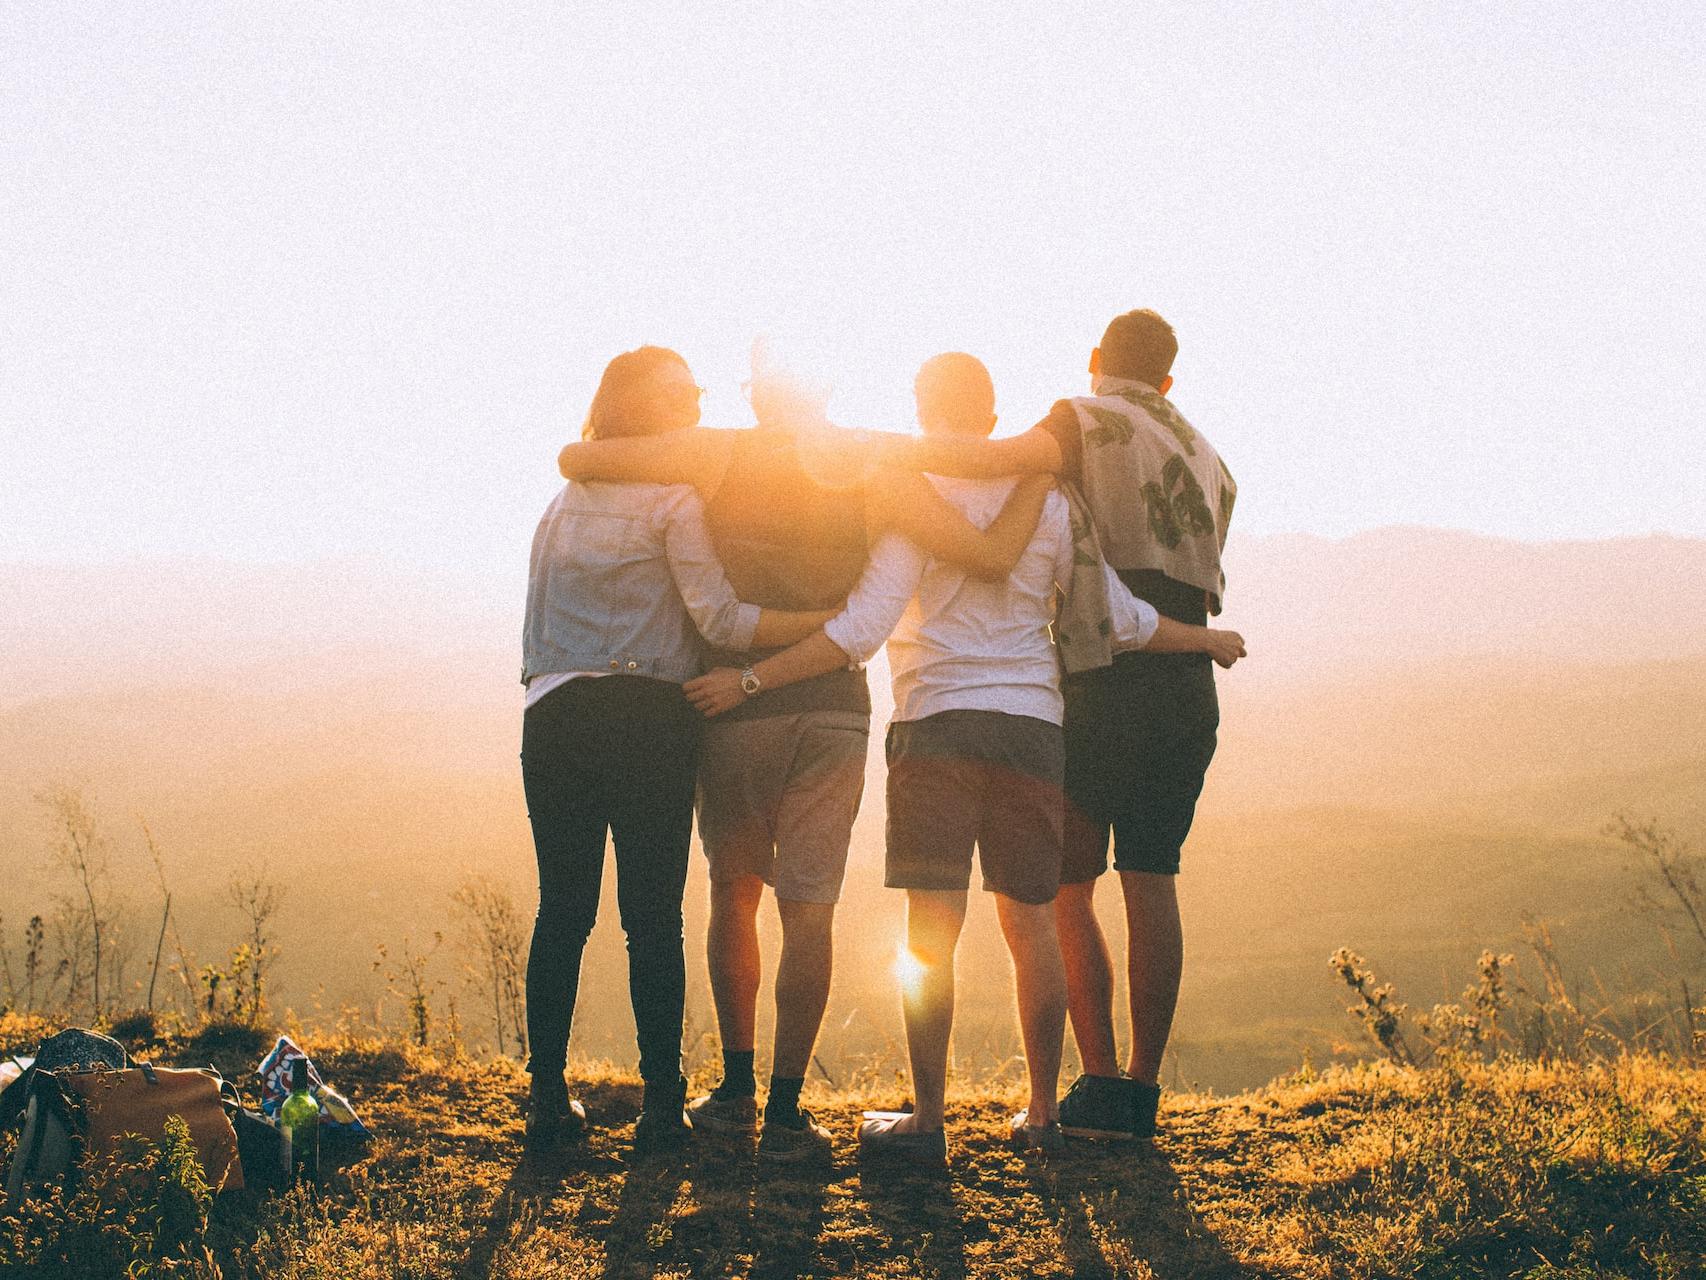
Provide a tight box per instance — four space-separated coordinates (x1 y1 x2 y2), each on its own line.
280 1057 320 1186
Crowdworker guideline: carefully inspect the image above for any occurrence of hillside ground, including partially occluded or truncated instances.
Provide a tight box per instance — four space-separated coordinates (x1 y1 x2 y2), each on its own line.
1 1018 1702 1279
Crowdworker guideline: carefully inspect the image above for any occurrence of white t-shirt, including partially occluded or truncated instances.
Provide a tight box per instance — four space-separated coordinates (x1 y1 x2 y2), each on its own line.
823 477 1158 726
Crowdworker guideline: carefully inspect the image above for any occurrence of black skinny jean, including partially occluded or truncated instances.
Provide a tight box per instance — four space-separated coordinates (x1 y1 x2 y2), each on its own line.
521 675 702 1085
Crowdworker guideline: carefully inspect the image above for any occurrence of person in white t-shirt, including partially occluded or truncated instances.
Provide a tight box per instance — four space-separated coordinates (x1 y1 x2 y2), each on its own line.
684 354 1243 1162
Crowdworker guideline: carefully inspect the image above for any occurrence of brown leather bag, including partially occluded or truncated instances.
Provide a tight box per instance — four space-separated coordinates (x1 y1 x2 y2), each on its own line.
58 1064 244 1193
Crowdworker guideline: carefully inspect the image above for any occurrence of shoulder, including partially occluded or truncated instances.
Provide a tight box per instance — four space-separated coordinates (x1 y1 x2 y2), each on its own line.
1040 399 1079 433
569 478 680 520
649 482 711 525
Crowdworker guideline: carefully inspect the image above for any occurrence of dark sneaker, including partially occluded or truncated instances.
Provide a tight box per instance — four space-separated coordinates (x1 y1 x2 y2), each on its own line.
857 1111 947 1167
1130 1080 1162 1140
686 1090 759 1136
1057 1074 1140 1141
758 1107 834 1164
1008 1109 1065 1154
634 1077 692 1155
524 1073 587 1150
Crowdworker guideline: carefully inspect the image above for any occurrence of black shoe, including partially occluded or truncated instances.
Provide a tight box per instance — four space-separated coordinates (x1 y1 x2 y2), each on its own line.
525 1072 587 1150
1130 1079 1162 1140
1057 1074 1140 1141
634 1076 693 1155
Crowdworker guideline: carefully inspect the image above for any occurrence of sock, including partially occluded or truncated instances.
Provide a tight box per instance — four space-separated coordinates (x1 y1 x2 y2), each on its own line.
715 1049 757 1098
765 1076 805 1126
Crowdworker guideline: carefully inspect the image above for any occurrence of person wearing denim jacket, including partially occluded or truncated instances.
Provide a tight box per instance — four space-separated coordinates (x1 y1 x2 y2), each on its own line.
520 346 833 1156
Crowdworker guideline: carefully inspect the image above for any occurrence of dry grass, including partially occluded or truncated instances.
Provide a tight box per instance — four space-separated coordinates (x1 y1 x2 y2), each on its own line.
1 1020 1702 1279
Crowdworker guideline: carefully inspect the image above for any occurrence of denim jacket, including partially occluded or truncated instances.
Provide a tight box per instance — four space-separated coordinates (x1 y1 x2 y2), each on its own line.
522 480 761 687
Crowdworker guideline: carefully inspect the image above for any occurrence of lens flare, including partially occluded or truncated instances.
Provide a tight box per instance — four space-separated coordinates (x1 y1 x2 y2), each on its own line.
893 945 927 1000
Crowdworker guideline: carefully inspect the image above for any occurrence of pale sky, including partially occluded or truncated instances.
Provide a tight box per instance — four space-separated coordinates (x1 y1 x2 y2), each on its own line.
4 2 1702 576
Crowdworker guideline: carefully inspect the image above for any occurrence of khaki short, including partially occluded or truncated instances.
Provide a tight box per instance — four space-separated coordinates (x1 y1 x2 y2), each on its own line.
696 709 870 904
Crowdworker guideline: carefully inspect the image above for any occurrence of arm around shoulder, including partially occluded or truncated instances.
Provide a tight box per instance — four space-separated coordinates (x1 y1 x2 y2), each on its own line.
558 428 730 490
878 424 1063 480
868 469 1052 581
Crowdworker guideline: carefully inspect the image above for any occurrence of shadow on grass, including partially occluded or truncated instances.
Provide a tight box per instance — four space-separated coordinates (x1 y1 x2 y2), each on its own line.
459 1082 838 1280
858 1160 968 1280
456 1079 632 1277
612 1135 838 1280
1029 1142 1254 1280
743 1153 838 1280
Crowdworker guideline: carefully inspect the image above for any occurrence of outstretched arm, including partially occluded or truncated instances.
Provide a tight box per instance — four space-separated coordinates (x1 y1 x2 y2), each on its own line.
1142 617 1247 668
751 607 839 648
558 428 732 493
865 469 1052 581
684 632 854 718
874 423 1064 480
684 533 924 716
1105 569 1246 668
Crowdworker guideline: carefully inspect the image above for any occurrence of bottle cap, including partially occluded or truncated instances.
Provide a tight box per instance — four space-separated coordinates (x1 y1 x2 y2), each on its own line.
291 1057 310 1091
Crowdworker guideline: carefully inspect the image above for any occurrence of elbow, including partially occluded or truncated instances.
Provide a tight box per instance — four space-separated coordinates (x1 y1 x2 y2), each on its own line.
708 600 764 651
700 614 748 652
557 443 581 479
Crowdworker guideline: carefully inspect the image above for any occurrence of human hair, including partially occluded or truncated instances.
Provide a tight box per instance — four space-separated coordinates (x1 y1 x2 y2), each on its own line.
914 352 995 436
1098 309 1178 387
582 345 692 441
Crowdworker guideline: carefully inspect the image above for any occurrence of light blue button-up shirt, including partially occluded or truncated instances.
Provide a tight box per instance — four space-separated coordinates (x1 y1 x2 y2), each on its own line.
522 480 761 688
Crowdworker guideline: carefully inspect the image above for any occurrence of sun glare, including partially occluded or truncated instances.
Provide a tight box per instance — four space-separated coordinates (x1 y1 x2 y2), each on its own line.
893 944 927 1000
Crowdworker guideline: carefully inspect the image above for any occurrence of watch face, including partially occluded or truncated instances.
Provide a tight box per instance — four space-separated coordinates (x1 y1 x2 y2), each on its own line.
740 674 761 695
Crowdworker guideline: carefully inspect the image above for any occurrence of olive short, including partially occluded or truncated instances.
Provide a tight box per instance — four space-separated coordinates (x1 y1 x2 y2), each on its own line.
883 709 1065 906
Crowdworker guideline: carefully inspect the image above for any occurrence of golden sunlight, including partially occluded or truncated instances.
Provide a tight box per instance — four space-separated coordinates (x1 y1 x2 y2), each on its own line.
892 944 928 1001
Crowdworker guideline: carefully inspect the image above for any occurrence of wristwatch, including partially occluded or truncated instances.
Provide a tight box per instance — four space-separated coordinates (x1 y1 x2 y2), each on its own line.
739 666 763 696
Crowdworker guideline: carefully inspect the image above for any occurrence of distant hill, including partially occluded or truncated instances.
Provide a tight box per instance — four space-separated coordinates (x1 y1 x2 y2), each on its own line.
1 529 1702 1090
4 528 1704 705
1224 527 1706 680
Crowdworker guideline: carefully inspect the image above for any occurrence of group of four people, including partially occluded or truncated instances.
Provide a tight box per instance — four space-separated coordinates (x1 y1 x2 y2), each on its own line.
519 308 1244 1163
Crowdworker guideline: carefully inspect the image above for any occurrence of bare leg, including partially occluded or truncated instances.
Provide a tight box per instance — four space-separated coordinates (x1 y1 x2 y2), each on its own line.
996 893 1068 1123
1054 879 1120 1077
893 889 967 1131
707 875 765 1055
772 897 836 1079
1120 870 1183 1084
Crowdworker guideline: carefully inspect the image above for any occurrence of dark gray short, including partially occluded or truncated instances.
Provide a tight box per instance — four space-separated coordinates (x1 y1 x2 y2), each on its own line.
1062 650 1219 880
884 710 1065 905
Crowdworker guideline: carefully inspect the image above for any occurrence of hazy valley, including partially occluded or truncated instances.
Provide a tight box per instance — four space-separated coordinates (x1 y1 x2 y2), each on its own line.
3 527 1702 1091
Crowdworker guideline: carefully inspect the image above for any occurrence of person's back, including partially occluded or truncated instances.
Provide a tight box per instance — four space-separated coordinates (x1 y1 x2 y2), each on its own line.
1040 379 1233 631
690 364 882 1163
1040 310 1234 1143
524 479 762 690
885 475 1071 725
701 426 871 720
